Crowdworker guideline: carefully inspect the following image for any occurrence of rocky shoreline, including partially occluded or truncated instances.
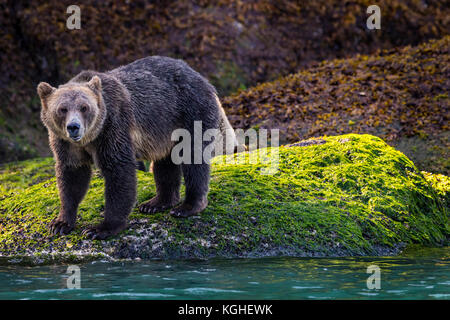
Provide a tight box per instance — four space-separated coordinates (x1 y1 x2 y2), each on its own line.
0 134 448 265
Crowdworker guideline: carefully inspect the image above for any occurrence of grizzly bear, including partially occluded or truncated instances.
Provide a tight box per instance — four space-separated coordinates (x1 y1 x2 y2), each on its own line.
37 56 238 239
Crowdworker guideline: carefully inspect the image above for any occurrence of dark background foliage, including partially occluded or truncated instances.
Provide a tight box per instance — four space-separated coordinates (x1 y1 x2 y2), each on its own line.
0 0 448 172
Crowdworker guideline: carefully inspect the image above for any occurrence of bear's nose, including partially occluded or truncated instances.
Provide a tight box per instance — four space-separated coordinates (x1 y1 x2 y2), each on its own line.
67 122 80 137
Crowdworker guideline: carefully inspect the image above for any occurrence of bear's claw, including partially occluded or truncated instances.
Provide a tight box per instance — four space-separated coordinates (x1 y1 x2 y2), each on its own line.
139 196 179 214
49 218 74 236
82 221 127 240
82 227 112 240
139 203 171 214
170 200 207 218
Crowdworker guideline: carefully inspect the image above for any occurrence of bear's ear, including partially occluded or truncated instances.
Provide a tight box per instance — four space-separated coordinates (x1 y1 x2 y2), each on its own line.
87 76 102 94
37 82 55 101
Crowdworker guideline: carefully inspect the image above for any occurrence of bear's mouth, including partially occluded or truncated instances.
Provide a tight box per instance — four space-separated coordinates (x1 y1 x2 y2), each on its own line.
69 135 82 142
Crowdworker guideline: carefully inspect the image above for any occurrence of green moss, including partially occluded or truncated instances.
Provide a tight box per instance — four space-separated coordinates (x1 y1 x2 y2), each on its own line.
0 134 448 262
422 171 450 209
0 157 55 194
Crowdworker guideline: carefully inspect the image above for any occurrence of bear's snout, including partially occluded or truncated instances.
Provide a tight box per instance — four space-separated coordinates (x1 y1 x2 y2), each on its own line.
67 122 81 140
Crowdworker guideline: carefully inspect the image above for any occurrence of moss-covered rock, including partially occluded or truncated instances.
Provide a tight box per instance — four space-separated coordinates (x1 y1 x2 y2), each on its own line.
0 134 448 264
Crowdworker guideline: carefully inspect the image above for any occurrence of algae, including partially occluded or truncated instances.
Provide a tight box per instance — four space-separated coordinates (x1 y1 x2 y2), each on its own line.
0 134 448 264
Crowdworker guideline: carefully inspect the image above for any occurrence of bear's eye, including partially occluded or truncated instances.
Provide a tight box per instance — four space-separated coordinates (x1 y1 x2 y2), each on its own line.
60 108 68 114
80 105 88 113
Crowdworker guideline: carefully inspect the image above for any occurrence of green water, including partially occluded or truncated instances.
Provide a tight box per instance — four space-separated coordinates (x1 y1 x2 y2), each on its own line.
0 247 448 300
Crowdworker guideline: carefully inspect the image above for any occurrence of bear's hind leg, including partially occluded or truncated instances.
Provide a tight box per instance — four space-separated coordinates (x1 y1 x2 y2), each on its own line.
139 155 181 214
170 163 209 218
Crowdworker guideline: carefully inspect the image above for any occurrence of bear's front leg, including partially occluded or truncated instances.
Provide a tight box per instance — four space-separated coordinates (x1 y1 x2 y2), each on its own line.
50 163 92 235
82 160 137 240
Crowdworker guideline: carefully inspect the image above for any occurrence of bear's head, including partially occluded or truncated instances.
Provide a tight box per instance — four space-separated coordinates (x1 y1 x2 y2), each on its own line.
37 76 106 145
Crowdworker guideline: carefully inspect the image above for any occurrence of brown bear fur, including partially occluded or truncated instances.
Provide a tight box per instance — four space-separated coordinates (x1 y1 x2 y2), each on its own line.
37 56 238 239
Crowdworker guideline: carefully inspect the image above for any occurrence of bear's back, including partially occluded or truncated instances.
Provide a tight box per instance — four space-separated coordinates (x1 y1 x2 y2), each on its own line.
109 56 214 95
108 56 218 126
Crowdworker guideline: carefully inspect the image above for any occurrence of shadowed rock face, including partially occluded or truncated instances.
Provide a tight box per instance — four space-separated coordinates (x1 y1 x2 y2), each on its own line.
0 134 448 265
223 37 450 175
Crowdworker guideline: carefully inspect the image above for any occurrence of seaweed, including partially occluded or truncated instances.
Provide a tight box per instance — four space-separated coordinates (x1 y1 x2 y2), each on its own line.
0 134 448 264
